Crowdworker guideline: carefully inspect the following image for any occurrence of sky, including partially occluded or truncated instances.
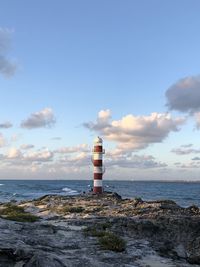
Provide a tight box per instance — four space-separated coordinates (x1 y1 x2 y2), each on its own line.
0 0 200 180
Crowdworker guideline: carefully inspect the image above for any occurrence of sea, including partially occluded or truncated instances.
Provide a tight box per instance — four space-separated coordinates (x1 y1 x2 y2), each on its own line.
0 180 200 207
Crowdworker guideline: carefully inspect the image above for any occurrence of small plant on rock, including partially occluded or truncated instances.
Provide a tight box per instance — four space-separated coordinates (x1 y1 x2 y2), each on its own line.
62 206 84 213
83 223 126 252
0 204 39 222
98 232 126 252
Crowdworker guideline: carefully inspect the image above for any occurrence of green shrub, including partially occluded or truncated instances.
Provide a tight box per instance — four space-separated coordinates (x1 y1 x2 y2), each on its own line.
6 213 39 222
83 224 126 252
101 222 112 230
0 203 24 215
84 226 106 237
98 232 126 252
0 204 39 222
63 206 84 213
83 222 112 237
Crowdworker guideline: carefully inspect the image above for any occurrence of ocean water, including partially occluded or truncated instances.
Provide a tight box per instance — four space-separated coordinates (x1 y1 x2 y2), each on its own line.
0 180 200 207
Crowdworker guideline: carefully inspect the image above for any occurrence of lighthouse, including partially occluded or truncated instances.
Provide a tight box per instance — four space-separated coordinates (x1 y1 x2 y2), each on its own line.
92 136 105 194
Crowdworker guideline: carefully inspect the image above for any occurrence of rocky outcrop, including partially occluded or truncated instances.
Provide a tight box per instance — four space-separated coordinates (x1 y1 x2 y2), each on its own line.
0 192 200 267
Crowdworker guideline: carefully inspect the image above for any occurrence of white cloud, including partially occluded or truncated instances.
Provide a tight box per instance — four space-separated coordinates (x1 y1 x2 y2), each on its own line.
0 133 6 147
7 148 22 159
192 157 200 161
84 109 111 131
55 144 90 154
195 112 200 129
166 75 200 113
20 144 35 150
177 162 200 169
181 144 193 148
11 134 22 142
0 121 12 129
51 137 62 140
23 150 54 162
65 152 90 166
21 108 56 129
0 28 17 77
171 146 200 155
98 109 111 122
84 110 184 151
106 153 167 169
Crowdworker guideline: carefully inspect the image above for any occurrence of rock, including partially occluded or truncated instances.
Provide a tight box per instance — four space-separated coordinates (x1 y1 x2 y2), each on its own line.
23 253 66 267
174 244 187 259
187 205 199 214
0 248 17 267
0 193 200 267
187 237 200 264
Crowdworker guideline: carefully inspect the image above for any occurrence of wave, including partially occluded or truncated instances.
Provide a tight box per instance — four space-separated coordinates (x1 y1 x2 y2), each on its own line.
0 184 4 186
62 187 78 195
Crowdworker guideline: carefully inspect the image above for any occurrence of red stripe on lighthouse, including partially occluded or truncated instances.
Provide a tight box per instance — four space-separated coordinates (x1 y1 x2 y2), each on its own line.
93 146 103 152
93 187 102 194
94 173 103 179
93 160 102 166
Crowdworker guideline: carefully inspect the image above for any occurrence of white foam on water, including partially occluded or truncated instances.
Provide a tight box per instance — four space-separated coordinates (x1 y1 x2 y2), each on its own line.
62 187 78 195
0 184 4 186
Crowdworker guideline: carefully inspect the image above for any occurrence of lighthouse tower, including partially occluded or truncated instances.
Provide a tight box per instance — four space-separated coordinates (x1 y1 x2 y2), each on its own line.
93 136 105 194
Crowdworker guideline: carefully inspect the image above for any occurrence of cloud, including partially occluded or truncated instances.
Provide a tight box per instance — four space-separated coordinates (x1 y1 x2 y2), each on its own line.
84 110 184 151
0 121 12 129
177 162 200 169
4 148 54 164
0 28 17 77
181 144 193 148
192 157 200 161
195 112 200 129
171 146 200 155
7 148 22 159
106 154 167 169
61 152 90 167
20 144 35 150
2 144 90 168
0 133 6 147
166 75 200 113
84 109 111 131
21 108 56 129
55 144 90 154
51 137 62 140
174 162 181 166
23 150 54 162
10 134 22 142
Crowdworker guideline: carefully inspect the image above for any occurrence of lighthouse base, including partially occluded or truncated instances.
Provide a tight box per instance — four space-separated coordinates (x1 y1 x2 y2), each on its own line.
93 187 103 194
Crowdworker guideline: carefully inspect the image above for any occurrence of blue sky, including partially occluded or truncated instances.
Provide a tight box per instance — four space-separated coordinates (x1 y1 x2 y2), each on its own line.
0 1 200 180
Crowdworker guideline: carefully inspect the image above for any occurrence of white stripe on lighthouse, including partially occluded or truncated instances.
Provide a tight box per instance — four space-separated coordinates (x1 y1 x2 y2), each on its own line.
94 180 102 187
94 141 102 145
94 166 103 173
93 153 103 160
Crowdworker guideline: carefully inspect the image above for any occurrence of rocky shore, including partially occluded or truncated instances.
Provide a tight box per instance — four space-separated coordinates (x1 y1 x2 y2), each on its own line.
0 192 200 267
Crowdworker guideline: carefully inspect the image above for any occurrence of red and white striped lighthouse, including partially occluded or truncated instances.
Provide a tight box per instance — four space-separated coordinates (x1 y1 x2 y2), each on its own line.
93 136 105 194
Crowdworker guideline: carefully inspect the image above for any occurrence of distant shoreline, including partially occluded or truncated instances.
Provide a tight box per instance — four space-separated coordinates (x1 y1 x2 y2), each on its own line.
0 179 200 183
